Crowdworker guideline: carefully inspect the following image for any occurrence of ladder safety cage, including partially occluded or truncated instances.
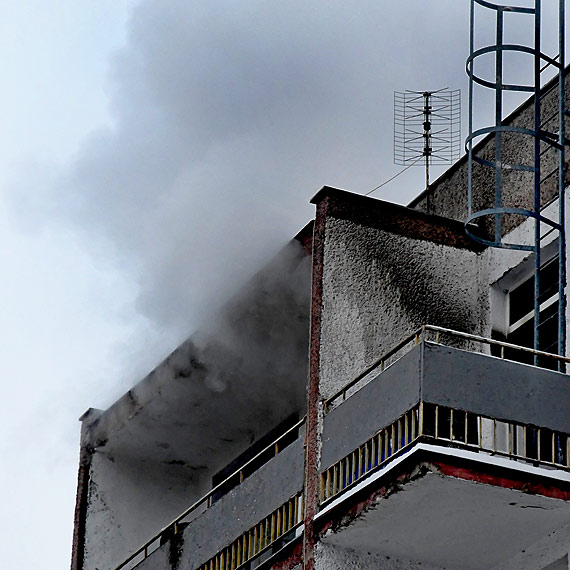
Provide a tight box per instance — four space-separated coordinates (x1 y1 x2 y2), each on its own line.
466 0 568 365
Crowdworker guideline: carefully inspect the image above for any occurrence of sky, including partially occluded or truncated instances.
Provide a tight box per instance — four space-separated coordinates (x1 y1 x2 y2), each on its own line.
0 1 566 568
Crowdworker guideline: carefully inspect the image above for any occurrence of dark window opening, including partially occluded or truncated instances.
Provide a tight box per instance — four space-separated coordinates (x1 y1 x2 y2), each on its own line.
492 256 560 370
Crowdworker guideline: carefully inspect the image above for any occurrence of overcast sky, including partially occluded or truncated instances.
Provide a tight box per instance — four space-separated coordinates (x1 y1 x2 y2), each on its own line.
0 1 565 568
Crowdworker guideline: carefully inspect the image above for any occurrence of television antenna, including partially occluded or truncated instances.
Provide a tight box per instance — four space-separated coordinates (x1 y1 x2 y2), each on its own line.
394 88 461 190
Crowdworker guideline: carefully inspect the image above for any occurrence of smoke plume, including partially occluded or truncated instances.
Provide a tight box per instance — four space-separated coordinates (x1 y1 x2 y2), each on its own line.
11 0 470 342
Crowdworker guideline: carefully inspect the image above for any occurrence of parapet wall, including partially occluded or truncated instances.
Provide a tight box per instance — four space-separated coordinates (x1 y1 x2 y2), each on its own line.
410 72 570 239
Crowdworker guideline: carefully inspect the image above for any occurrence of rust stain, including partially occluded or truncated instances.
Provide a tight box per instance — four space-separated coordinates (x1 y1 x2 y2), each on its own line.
434 461 570 501
270 541 303 570
70 446 93 570
303 195 328 570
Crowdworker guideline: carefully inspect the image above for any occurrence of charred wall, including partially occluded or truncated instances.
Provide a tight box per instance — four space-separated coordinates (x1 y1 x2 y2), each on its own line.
312 188 489 400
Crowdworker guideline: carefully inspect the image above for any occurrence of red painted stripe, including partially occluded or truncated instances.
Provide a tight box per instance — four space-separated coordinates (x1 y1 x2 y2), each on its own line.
435 461 570 501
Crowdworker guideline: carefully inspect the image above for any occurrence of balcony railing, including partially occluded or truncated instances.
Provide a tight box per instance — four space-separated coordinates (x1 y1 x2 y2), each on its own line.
320 402 570 505
196 491 304 570
115 417 305 570
323 324 570 413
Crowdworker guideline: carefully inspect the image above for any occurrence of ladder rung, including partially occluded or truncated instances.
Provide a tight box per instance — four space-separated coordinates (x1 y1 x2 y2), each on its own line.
540 54 559 74
540 169 557 185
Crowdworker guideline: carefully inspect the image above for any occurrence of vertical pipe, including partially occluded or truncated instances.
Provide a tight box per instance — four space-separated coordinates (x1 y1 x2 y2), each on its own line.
468 0 475 219
495 8 504 246
558 0 567 367
534 0 542 362
467 0 475 220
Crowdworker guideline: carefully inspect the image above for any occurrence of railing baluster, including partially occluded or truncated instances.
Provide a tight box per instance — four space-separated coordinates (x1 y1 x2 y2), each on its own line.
435 405 439 439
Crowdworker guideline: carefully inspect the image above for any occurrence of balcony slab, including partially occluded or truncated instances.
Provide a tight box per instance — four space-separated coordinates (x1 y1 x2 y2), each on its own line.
319 445 570 570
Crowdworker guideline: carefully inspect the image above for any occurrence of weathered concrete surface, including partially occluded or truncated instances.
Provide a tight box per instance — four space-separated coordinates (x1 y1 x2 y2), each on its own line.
312 189 489 400
321 346 421 469
422 344 570 434
494 531 570 570
78 230 312 570
320 461 570 570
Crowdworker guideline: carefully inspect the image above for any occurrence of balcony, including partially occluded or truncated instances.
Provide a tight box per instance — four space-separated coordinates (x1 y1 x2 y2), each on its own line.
110 326 570 570
316 326 570 570
112 417 305 570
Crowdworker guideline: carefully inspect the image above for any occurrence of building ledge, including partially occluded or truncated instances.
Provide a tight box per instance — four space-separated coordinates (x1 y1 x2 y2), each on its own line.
310 186 484 251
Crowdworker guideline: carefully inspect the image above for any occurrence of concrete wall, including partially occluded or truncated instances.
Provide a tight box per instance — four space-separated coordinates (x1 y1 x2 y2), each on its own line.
83 452 199 570
410 75 570 239
317 201 488 399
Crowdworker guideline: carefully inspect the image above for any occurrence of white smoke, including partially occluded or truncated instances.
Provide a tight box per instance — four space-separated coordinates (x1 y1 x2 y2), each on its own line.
7 0 472 344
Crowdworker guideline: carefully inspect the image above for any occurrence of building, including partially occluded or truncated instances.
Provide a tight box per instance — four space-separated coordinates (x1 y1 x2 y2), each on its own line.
72 46 570 570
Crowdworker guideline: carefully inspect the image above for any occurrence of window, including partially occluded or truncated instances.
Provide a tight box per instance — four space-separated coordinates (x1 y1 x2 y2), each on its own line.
491 248 561 370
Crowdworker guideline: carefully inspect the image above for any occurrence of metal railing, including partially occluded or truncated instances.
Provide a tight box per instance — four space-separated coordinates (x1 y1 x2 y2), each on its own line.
320 402 570 506
422 402 570 467
197 491 304 570
115 417 305 570
321 406 421 503
323 324 570 413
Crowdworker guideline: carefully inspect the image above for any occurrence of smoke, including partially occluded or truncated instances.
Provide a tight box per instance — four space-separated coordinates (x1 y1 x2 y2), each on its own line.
9 0 470 342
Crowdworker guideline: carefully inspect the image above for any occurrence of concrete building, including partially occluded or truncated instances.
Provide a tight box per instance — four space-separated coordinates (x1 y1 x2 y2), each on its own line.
72 68 570 570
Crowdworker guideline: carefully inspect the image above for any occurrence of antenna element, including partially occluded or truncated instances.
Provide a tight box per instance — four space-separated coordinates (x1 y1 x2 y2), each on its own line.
394 89 461 190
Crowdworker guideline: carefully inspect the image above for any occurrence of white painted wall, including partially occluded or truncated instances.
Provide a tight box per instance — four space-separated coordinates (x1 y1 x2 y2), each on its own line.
83 451 202 570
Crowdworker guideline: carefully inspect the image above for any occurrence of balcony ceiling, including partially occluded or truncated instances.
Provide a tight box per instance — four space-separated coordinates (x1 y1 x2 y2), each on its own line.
82 336 307 472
